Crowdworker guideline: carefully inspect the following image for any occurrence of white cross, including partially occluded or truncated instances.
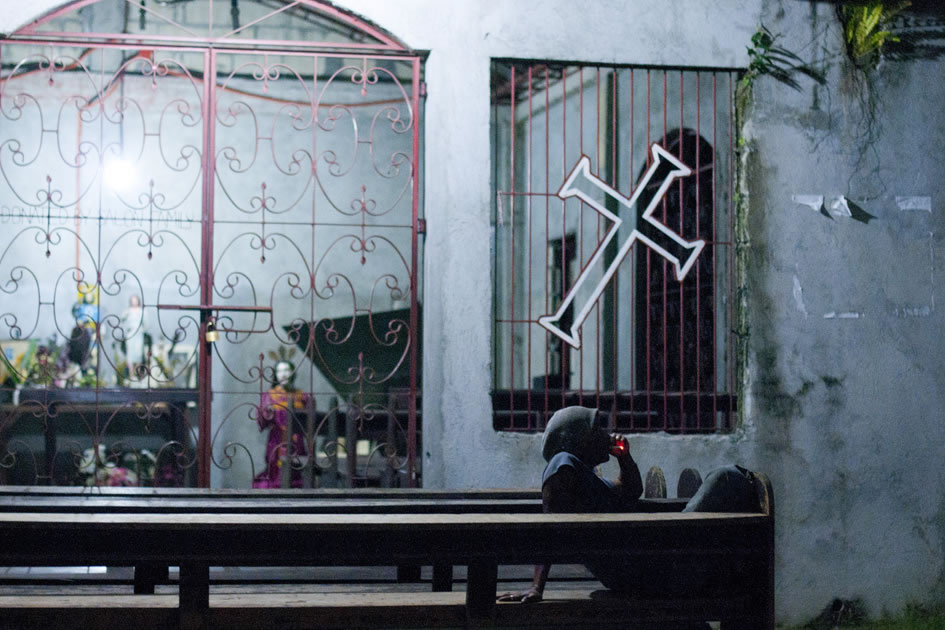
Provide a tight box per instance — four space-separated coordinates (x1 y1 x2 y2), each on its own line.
538 143 706 349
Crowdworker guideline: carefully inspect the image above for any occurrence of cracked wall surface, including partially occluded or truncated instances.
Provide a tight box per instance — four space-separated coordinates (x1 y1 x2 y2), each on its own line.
741 1 945 622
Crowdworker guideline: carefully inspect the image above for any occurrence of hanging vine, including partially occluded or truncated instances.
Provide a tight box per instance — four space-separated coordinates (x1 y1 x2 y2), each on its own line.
834 1 912 191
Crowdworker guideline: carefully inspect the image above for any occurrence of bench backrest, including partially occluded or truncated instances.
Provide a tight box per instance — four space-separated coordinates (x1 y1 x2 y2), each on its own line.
0 509 772 567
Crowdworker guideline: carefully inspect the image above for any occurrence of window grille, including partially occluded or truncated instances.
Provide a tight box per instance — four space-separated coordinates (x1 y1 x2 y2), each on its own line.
491 60 740 434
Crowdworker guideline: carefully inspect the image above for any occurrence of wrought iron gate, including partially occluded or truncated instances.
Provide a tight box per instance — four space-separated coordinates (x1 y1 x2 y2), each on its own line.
0 0 423 488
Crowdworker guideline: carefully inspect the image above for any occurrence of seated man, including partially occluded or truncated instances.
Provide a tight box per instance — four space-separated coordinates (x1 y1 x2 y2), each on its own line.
498 405 643 603
499 405 759 604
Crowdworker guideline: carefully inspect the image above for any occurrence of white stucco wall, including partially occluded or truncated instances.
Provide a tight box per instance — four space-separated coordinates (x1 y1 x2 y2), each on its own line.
4 1 945 625
324 0 758 486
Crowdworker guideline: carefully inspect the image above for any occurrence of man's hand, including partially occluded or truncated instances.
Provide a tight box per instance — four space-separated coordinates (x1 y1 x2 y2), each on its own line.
497 562 549 603
496 586 543 603
612 438 643 503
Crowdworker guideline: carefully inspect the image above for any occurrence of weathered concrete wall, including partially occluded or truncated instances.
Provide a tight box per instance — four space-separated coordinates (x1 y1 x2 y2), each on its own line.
4 0 944 624
738 2 945 622
344 1 943 622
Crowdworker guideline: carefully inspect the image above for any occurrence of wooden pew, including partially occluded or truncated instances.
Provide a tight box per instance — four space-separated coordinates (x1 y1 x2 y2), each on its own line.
0 505 773 628
0 487 688 594
0 473 773 629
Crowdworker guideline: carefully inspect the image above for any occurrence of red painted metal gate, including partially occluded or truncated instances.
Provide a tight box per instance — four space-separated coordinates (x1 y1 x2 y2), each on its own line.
0 1 423 488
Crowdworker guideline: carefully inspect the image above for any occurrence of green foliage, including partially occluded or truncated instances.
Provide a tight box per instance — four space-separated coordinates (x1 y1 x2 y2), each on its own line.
0 349 22 387
741 25 826 91
76 366 103 388
839 1 912 69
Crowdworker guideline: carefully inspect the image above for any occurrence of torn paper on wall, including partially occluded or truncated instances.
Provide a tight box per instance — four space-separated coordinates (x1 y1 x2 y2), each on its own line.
896 196 932 212
792 194 825 212
823 312 864 319
829 196 875 224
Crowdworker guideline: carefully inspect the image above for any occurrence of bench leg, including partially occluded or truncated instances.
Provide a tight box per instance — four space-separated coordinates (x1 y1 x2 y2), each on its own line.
179 562 209 630
432 563 453 592
465 559 497 619
134 564 168 594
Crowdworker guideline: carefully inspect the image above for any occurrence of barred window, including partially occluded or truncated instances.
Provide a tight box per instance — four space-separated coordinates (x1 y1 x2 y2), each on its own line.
491 60 740 434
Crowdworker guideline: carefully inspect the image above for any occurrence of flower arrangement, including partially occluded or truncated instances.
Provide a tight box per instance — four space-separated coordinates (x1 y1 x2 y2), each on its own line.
77 445 157 487
0 334 104 389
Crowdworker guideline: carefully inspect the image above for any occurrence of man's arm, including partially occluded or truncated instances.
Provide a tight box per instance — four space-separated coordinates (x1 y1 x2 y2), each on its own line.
610 447 643 506
497 468 579 603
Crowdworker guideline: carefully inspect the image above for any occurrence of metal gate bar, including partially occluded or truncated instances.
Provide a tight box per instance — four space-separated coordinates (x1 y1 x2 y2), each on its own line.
491 60 738 434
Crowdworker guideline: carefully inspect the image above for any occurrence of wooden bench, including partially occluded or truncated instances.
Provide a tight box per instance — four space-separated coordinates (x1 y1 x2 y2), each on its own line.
0 472 773 629
0 510 773 628
0 486 689 594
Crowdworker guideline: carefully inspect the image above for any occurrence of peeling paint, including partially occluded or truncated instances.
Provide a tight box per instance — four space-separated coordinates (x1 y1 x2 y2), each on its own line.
830 196 853 217
792 194 824 212
829 196 875 224
792 194 875 223
792 275 808 318
894 305 932 318
896 196 932 212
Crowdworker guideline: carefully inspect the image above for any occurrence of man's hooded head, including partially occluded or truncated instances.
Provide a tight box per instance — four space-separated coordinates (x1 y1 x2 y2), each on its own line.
541 406 599 462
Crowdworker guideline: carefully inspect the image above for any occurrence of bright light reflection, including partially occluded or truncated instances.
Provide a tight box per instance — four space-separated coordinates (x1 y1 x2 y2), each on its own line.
103 158 137 192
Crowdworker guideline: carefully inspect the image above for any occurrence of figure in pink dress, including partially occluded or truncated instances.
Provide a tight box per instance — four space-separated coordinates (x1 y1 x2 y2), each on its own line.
252 360 309 488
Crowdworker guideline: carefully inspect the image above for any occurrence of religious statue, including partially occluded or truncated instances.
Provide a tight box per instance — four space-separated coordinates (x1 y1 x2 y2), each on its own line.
121 294 145 378
63 282 100 386
252 358 309 488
